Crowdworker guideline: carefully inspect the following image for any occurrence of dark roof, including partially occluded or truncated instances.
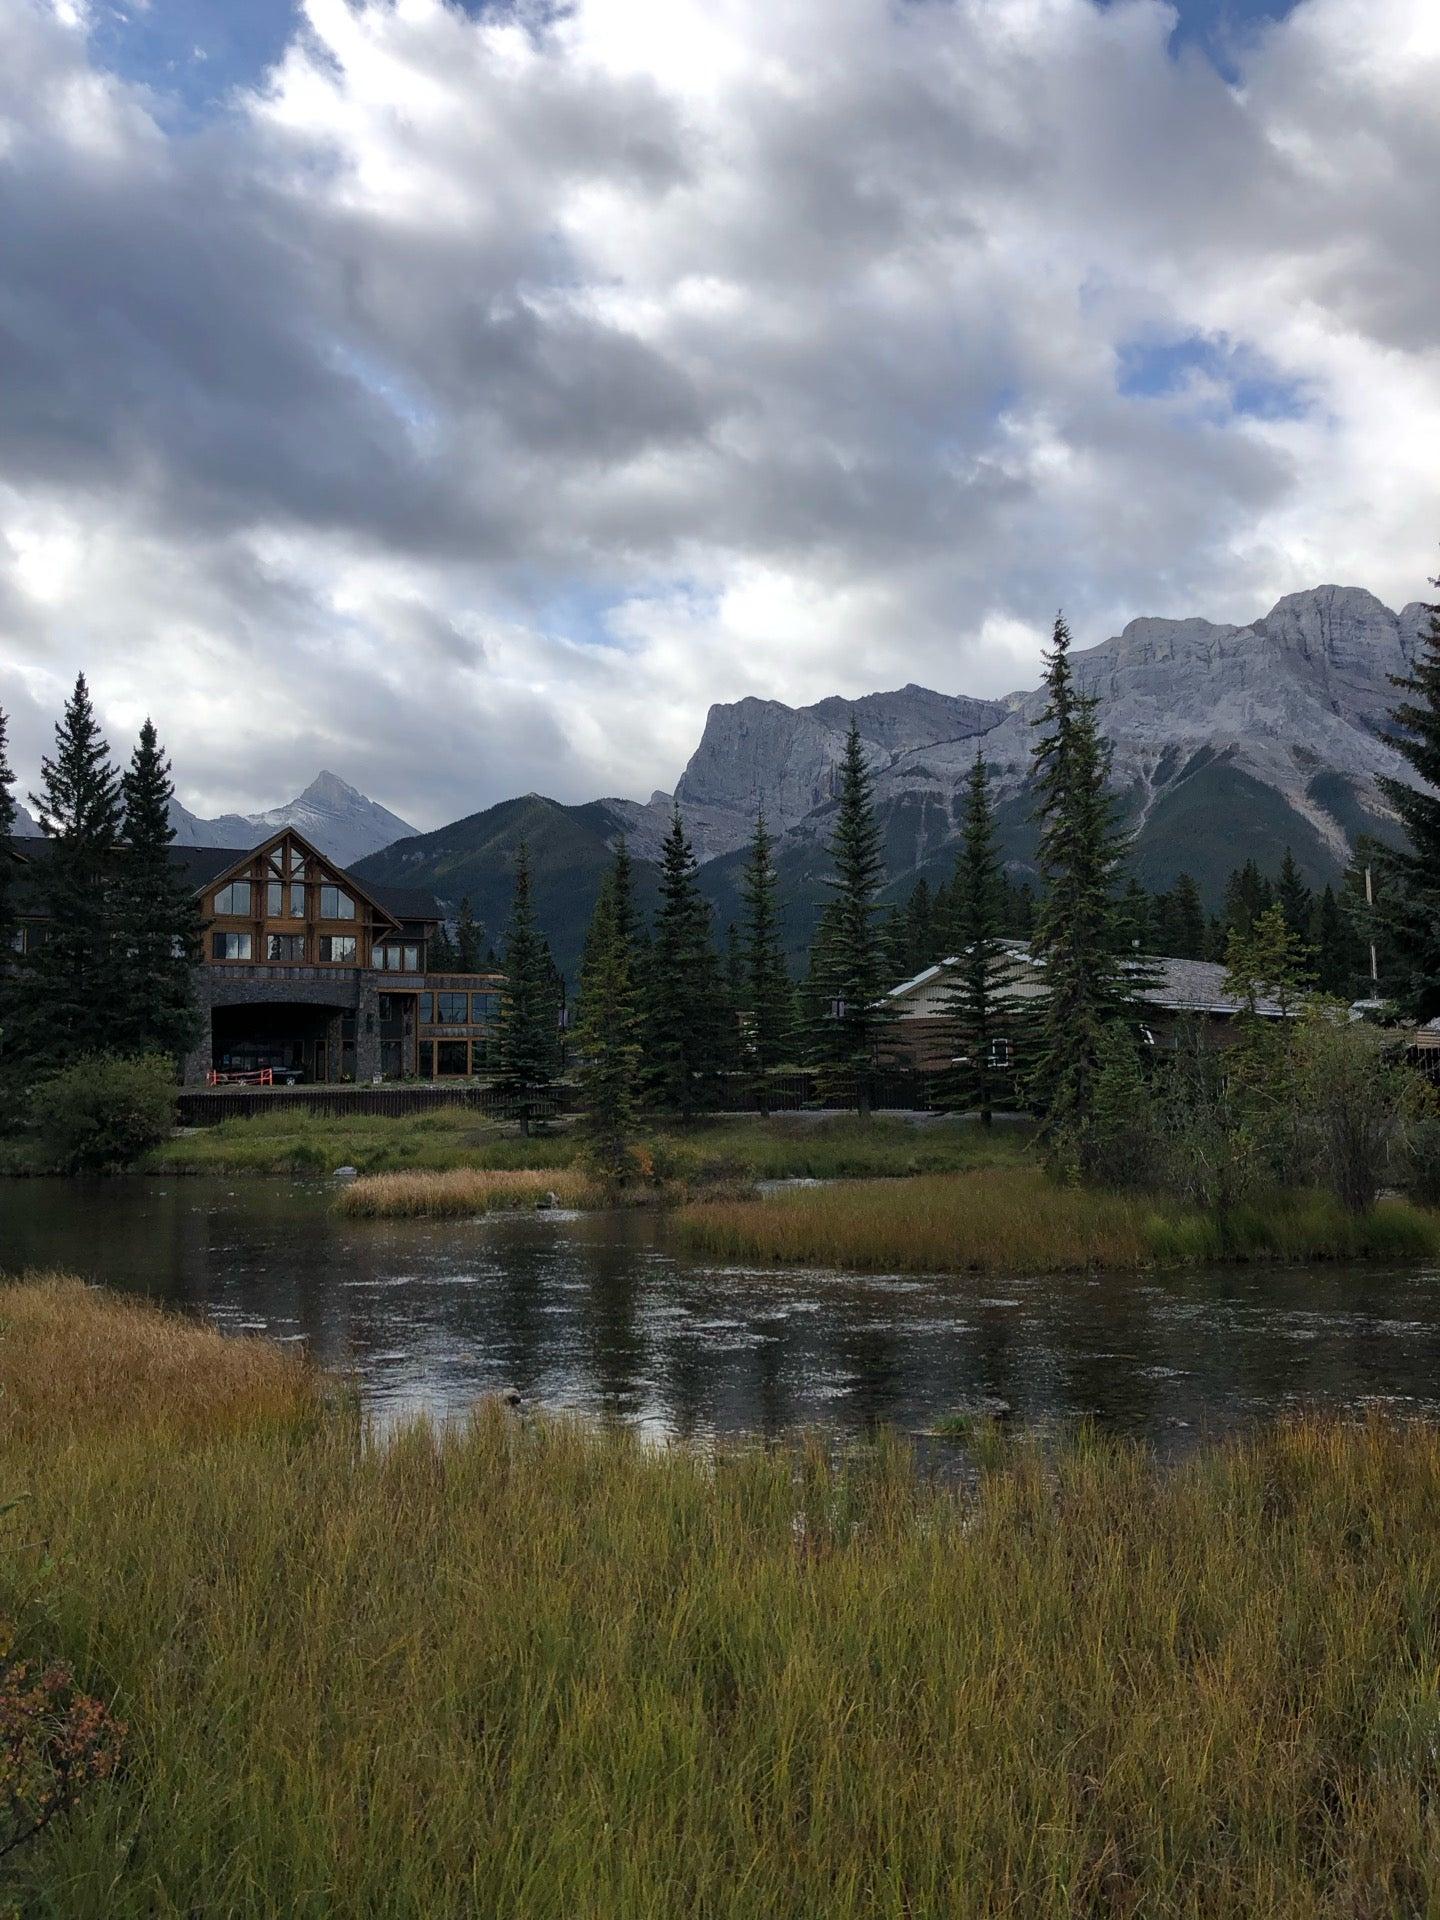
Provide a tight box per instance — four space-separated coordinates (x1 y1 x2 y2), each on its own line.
14 839 441 925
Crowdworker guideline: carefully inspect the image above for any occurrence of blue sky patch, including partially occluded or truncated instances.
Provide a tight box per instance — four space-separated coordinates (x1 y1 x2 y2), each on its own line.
1116 333 1312 424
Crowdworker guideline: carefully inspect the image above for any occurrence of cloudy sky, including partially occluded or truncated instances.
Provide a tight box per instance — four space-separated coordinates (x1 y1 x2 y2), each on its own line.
2 0 1437 830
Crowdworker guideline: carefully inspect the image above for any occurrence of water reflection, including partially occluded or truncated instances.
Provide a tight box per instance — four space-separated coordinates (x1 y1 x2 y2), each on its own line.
4 1177 1440 1446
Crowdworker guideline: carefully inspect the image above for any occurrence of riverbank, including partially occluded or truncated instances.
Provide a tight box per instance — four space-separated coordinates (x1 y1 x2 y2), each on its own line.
6 1278 1440 1917
675 1165 1440 1272
141 1108 1026 1181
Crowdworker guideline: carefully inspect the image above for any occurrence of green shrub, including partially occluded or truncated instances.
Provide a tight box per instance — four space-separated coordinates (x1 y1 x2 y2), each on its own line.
29 1053 177 1172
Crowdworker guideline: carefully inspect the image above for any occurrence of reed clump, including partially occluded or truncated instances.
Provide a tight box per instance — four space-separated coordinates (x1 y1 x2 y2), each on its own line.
678 1165 1154 1272
677 1166 1440 1273
334 1165 602 1218
8 1284 1440 1914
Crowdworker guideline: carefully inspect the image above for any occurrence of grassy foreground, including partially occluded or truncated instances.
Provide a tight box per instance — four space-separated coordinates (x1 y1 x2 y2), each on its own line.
677 1165 1440 1273
9 1281 1440 1915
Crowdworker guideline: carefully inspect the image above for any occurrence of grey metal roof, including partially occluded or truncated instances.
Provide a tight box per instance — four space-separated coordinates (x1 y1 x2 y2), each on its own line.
890 942 1287 1020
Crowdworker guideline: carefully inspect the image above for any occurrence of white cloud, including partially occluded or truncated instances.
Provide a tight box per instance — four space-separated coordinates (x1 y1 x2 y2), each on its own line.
0 0 1437 827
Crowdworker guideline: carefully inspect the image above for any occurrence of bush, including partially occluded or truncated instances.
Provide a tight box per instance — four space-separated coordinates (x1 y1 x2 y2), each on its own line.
0 1614 123 1863
29 1053 176 1172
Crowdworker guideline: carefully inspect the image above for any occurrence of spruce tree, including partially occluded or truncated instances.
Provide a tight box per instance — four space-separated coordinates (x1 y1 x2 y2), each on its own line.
19 674 123 1069
812 718 892 1115
429 920 458 970
1167 873 1206 959
1027 614 1137 1138
112 720 202 1063
641 808 723 1118
0 709 17 1074
1377 577 1440 1020
496 842 559 1134
1311 884 1359 999
939 752 1022 1125
1275 849 1313 948
455 896 484 973
739 811 792 1101
575 873 642 1185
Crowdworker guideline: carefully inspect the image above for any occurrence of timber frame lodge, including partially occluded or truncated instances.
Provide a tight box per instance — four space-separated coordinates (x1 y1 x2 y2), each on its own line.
13 828 505 1086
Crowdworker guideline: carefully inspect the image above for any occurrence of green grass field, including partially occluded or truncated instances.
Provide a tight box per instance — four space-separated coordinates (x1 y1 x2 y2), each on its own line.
144 1109 1026 1181
8 1279 1440 1916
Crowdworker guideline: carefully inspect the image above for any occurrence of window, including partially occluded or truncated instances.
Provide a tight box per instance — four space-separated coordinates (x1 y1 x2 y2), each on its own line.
213 881 252 915
212 932 252 960
267 934 305 962
419 992 434 1025
8 927 23 954
291 853 307 879
319 935 357 963
267 880 306 918
435 991 469 1026
319 886 354 920
472 992 501 1022
435 1040 469 1076
376 944 420 971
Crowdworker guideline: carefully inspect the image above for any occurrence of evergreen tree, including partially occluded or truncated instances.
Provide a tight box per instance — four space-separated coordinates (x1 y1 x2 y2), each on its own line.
18 674 123 1069
739 812 792 1094
0 709 17 1074
641 808 723 1118
1027 614 1138 1137
1223 902 1310 1021
1117 878 1153 953
575 873 642 1186
939 752 1022 1125
496 842 559 1134
1376 576 1440 1020
1222 861 1273 940
799 900 844 1060
455 895 484 973
428 921 458 970
1275 849 1313 948
1310 884 1359 999
1166 873 1207 959
811 719 892 1115
111 720 202 1063
1339 847 1386 999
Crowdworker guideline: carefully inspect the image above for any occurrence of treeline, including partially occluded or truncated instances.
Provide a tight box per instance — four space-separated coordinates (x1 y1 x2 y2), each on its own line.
0 676 201 1086
878 848 1383 997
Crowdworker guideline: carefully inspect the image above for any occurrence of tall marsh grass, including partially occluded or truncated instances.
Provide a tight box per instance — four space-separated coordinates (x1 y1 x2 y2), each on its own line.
335 1166 600 1218
678 1166 1440 1274
8 1281 1440 1913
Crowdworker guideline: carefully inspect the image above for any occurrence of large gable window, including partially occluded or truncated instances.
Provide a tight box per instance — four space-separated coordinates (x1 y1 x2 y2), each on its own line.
319 885 354 920
213 880 252 916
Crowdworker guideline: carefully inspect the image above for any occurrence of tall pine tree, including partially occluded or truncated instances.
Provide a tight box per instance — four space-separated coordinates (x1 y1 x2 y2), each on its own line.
1028 615 1137 1137
575 868 642 1185
496 842 559 1134
455 896 484 973
1275 849 1314 950
0 709 17 1075
1376 574 1440 1020
812 719 892 1115
739 810 792 1101
113 720 202 1063
939 752 1022 1125
641 808 723 1118
19 674 123 1069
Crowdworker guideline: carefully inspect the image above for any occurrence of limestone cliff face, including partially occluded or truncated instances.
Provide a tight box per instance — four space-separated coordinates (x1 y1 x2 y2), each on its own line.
627 585 1428 885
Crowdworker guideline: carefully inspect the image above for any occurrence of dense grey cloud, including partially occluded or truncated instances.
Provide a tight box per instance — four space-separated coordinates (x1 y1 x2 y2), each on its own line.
1 0 1437 827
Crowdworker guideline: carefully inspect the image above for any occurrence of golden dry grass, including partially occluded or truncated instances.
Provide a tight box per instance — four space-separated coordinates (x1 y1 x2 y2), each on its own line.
0 1273 322 1440
334 1165 602 1218
677 1164 1154 1272
8 1285 1440 1913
